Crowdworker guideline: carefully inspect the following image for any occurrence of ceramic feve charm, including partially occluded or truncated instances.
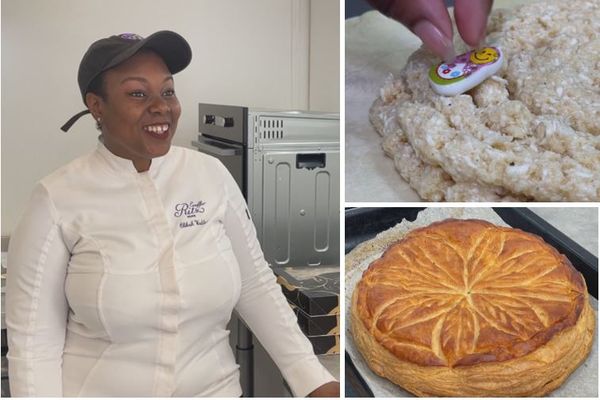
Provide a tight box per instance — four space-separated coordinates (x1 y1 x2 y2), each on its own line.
429 46 504 96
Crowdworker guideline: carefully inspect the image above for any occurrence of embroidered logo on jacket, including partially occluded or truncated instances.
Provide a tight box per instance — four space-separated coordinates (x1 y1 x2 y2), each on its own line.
174 201 207 228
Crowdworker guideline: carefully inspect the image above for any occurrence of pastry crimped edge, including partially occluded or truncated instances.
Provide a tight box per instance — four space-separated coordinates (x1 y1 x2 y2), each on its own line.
350 264 595 397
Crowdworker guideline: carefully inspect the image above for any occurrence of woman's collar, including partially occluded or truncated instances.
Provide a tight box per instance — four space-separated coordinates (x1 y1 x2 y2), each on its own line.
95 136 168 176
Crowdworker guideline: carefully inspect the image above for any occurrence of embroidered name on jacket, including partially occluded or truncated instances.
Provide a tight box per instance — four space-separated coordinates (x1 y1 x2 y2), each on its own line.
174 201 207 228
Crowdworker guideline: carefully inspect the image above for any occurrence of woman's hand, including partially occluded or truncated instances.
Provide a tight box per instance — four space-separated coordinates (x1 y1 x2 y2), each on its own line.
366 0 494 61
308 381 340 397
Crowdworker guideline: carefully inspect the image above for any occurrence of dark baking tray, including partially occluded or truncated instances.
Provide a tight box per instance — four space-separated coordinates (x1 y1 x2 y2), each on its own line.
344 207 598 397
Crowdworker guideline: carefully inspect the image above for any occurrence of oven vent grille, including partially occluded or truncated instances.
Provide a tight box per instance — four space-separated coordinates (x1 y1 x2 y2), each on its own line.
259 118 285 140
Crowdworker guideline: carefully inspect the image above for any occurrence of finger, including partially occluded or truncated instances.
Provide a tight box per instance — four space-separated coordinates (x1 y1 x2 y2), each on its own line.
454 0 493 47
367 0 455 61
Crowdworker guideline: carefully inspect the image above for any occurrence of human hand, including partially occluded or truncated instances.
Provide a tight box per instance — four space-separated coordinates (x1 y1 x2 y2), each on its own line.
307 381 340 397
366 0 494 61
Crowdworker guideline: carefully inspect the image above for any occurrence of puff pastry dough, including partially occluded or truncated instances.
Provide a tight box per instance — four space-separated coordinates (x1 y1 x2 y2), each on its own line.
351 219 595 396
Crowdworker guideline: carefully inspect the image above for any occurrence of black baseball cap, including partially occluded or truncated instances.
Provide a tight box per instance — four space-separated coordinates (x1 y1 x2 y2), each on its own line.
61 30 192 132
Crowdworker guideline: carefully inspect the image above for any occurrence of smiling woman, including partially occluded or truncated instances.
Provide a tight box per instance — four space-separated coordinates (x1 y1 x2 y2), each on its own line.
86 51 181 172
6 31 338 398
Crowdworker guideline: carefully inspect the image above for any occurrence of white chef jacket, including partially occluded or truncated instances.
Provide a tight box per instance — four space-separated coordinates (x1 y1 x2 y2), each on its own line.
6 141 335 397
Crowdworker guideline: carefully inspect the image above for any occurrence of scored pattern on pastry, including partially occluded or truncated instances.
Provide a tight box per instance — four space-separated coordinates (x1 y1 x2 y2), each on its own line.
355 219 586 367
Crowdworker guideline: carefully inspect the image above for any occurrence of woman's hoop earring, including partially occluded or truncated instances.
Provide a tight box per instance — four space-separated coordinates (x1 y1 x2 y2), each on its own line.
96 117 102 130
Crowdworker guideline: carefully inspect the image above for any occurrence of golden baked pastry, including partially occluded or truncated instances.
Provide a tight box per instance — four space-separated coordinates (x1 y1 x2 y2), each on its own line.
351 219 595 397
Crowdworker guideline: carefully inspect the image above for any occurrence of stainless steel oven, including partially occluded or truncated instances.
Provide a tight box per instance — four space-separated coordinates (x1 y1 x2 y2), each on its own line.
193 104 339 267
192 103 247 193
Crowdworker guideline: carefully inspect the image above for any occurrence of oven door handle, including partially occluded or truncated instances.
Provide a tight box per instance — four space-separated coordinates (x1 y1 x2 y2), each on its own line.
192 137 243 156
203 114 234 128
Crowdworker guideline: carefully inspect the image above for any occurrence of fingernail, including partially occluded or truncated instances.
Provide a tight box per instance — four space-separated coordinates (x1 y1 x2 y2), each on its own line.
413 19 455 62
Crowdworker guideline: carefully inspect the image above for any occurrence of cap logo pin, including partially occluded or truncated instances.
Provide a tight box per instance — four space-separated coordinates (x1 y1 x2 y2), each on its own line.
118 33 144 41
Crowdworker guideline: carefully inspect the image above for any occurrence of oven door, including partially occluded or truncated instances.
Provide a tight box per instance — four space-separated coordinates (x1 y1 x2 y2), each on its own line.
192 136 246 196
251 148 340 267
198 103 248 145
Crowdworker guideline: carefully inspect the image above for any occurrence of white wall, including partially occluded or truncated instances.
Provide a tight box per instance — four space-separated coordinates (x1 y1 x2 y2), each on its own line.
310 0 340 111
1 0 339 235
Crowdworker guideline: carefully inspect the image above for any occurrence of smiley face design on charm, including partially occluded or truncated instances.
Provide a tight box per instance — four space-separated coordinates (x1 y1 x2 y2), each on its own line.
469 47 499 64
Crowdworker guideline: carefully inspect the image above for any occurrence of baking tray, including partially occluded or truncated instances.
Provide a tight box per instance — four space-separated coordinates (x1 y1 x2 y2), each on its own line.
344 207 598 397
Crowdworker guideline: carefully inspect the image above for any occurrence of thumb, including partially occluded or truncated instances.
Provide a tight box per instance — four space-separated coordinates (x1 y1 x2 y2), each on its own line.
454 0 494 47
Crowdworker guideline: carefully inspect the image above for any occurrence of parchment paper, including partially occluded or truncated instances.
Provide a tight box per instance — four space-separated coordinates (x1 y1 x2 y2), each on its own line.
345 208 598 397
345 1 527 202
